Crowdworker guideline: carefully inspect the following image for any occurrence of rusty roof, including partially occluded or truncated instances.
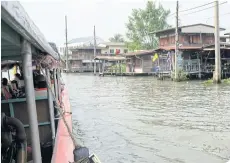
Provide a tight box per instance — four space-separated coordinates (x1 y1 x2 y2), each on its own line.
157 46 202 51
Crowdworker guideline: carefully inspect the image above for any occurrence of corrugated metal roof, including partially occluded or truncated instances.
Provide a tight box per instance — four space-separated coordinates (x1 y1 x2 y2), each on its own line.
1 1 59 60
94 56 126 61
49 42 59 53
203 42 230 50
150 23 225 35
68 36 104 44
100 42 126 46
69 46 105 51
124 50 156 57
158 46 202 51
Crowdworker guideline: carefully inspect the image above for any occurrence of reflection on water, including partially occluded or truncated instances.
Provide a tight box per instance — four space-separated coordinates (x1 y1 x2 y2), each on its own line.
64 73 230 163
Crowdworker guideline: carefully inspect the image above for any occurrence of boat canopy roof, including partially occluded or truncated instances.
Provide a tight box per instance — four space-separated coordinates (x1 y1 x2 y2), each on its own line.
1 1 59 61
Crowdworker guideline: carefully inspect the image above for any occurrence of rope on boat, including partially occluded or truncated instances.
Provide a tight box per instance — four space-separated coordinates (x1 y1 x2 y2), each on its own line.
35 57 102 163
37 60 79 148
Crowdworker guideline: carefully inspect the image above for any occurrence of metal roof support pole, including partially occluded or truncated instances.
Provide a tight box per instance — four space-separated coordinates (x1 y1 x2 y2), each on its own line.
197 53 201 79
57 68 61 102
93 25 97 75
45 68 56 145
22 39 42 163
119 60 121 74
99 60 101 74
53 69 58 102
8 70 10 80
102 60 105 74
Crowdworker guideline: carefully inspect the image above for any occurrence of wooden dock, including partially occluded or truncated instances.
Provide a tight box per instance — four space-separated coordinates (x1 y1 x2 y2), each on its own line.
100 71 172 77
102 72 151 76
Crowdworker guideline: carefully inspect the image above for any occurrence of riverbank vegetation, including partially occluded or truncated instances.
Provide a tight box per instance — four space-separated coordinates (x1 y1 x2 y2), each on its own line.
203 78 230 85
107 64 126 73
170 70 188 82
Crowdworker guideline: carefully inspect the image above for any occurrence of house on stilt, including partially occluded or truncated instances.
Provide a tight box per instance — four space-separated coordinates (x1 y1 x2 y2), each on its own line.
202 42 230 79
151 23 226 79
124 50 156 74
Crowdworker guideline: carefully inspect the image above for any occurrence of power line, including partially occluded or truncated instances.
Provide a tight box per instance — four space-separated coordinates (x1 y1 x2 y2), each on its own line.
167 1 227 18
168 2 214 17
182 12 230 20
180 1 227 16
206 12 230 19
179 1 214 13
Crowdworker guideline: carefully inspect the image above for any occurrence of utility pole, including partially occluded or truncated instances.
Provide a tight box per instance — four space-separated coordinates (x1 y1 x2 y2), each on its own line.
174 0 179 81
213 0 221 83
93 25 97 75
65 15 69 72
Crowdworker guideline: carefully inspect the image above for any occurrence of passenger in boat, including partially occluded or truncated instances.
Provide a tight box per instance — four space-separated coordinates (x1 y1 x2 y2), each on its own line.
33 70 39 88
1 78 14 100
14 73 25 89
36 74 47 89
11 80 20 93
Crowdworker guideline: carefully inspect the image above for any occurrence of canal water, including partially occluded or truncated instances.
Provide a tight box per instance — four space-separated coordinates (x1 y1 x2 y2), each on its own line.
64 73 230 163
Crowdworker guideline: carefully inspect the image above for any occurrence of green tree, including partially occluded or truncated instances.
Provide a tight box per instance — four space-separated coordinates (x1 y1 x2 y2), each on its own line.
109 34 125 42
126 1 171 50
125 41 141 51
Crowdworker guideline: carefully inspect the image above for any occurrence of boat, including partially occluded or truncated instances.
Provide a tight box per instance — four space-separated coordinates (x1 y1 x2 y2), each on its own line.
1 1 101 163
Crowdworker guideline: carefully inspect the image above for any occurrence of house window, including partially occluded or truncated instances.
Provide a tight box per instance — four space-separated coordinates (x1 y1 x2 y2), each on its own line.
169 36 174 44
110 49 114 54
124 49 128 53
160 40 164 46
206 33 214 36
189 35 199 44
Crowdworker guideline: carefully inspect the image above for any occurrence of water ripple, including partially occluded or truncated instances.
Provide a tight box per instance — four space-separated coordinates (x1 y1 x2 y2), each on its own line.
64 74 230 163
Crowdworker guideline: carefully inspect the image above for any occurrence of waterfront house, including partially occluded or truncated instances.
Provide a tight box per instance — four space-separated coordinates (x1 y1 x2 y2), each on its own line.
151 23 226 78
99 42 128 55
58 36 105 56
202 42 230 78
68 46 102 72
224 33 230 42
124 50 156 73
220 36 228 42
94 56 126 74
66 41 128 72
153 23 225 50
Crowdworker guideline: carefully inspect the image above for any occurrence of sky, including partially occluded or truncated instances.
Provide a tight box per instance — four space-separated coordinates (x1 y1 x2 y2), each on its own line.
20 0 230 47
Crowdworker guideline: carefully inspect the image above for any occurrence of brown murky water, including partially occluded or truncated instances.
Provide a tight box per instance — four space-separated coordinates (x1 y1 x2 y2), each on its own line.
64 73 230 163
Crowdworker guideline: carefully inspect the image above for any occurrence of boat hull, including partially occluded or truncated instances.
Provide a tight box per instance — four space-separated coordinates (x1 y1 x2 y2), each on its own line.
51 87 74 163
